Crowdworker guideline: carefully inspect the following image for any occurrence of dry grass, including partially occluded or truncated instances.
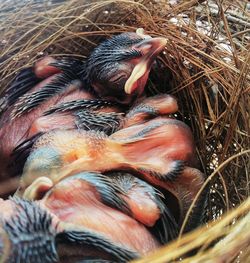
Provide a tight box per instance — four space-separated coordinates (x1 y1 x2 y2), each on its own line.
0 0 249 262
133 196 250 263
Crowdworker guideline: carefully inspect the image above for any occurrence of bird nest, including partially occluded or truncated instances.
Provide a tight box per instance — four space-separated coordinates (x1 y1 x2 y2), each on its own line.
0 0 249 262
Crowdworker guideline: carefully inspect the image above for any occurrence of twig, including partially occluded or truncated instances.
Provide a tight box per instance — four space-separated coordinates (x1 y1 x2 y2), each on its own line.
196 3 250 28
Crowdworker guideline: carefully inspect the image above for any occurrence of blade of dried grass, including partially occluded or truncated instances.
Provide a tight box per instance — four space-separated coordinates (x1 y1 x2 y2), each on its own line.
132 196 250 263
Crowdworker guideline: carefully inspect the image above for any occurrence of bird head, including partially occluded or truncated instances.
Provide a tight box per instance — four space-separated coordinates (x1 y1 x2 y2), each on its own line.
85 28 167 104
0 196 137 262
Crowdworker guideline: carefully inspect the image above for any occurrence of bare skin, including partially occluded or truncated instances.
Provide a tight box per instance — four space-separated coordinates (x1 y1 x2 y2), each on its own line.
0 30 206 262
0 197 138 262
0 94 205 262
0 29 167 180
19 115 204 223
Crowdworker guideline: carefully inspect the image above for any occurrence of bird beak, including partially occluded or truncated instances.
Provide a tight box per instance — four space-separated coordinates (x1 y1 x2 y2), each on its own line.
124 37 167 95
136 28 151 39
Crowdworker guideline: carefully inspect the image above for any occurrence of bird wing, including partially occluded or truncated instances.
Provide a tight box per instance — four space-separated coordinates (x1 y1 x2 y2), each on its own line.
1 57 85 118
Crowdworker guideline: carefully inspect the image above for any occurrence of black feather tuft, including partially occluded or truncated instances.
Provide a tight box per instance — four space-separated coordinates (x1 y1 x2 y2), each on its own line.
75 110 123 135
9 133 43 177
11 71 78 119
76 260 116 263
0 68 40 114
84 33 143 88
61 172 130 216
49 58 85 76
56 230 138 263
43 99 116 116
2 197 58 263
152 196 179 244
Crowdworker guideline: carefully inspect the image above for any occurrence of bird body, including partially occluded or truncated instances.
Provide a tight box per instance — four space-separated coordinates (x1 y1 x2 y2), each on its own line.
41 173 160 255
0 29 206 263
0 29 167 180
0 169 180 262
0 196 138 262
19 115 204 229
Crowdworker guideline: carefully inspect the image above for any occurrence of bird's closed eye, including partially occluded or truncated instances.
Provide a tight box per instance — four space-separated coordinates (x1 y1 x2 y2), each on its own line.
109 73 127 84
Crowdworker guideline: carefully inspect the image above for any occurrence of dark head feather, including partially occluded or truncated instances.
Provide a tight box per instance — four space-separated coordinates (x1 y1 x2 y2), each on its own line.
84 33 146 104
1 197 58 263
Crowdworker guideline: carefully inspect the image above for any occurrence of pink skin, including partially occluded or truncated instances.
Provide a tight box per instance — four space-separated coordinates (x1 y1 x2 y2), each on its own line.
28 113 77 137
0 30 168 180
0 77 177 181
34 56 61 78
0 75 94 179
122 94 179 128
20 116 203 226
0 32 167 179
41 178 160 255
0 183 159 259
121 185 161 226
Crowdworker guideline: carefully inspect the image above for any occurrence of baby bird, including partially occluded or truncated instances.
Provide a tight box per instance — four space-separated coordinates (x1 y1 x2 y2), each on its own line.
7 94 177 183
0 196 137 263
0 29 167 181
18 113 205 232
1 170 178 262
